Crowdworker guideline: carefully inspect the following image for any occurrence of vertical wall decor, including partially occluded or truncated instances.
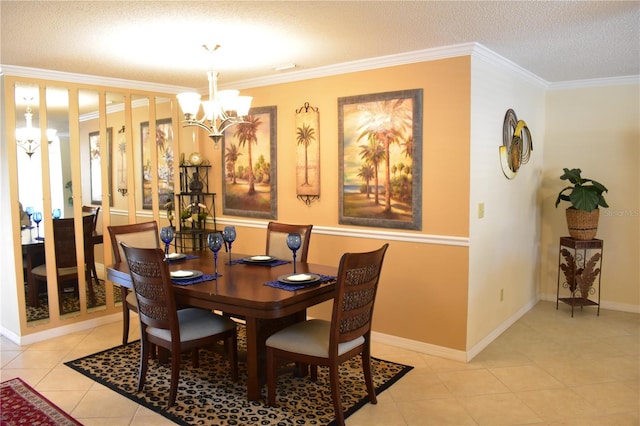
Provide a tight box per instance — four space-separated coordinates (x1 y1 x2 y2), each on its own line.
338 89 423 230
222 106 277 219
295 102 320 205
500 108 533 179
89 127 112 205
116 125 127 196
141 118 174 209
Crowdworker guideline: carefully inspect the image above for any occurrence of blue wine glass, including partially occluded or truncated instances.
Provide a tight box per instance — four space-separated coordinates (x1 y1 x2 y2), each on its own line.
207 232 224 278
33 212 43 240
52 208 61 219
222 226 237 265
160 226 175 258
25 206 34 226
286 233 302 274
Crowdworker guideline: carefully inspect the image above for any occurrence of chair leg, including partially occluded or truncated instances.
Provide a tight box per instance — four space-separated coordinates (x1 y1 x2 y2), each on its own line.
362 346 377 404
191 349 199 368
168 346 181 407
121 286 130 345
329 365 345 426
310 365 318 382
266 349 277 406
137 337 149 393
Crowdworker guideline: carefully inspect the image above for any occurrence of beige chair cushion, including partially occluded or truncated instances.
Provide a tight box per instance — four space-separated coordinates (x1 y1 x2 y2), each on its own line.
146 308 236 343
32 264 77 278
115 231 158 263
268 232 307 262
265 319 364 358
125 290 137 307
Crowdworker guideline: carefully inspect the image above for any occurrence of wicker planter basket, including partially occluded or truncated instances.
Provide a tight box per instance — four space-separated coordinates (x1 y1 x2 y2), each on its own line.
566 208 600 240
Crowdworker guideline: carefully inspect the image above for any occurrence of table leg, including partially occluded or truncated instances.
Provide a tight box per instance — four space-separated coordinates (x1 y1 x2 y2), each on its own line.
244 317 261 401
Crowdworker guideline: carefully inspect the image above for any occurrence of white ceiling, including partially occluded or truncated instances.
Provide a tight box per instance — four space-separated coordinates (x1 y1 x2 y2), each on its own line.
1 1 639 90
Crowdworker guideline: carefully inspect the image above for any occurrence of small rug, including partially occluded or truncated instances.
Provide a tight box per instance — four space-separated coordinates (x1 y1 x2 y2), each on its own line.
1 377 83 426
65 326 412 425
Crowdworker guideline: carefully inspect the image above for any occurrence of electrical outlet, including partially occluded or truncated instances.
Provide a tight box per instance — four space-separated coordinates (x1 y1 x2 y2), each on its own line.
478 203 485 219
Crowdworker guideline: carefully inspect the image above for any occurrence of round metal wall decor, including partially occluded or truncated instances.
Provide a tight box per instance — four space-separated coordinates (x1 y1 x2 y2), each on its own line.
500 109 533 179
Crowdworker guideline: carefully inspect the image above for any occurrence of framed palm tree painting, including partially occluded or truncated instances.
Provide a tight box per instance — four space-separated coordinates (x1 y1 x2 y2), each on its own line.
222 105 277 219
338 89 423 230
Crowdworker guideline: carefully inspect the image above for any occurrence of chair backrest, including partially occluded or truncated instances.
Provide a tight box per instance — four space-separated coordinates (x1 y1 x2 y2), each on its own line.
266 222 313 262
107 221 160 264
330 244 389 349
82 205 101 231
120 244 177 335
52 215 95 271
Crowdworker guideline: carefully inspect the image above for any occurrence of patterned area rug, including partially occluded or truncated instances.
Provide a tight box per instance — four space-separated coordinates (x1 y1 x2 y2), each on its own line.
65 325 412 425
1 377 82 426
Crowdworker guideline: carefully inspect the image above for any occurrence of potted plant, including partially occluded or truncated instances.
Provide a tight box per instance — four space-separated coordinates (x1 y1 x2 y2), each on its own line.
555 168 608 240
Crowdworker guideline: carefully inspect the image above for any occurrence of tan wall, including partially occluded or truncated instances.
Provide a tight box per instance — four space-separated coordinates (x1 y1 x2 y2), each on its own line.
541 84 640 310
200 57 472 350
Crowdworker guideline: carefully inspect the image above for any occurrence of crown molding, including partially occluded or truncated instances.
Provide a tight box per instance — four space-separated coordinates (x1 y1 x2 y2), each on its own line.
548 75 640 90
470 43 550 89
0 64 191 94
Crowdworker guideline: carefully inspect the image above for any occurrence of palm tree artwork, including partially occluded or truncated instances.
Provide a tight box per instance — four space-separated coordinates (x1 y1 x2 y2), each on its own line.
222 106 276 218
296 123 316 186
339 90 421 229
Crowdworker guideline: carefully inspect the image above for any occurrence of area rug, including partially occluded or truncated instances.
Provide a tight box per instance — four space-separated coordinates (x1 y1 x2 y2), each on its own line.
1 377 83 426
64 326 412 425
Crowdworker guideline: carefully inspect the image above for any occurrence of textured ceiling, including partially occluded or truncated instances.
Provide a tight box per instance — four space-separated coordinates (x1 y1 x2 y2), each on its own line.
1 1 639 89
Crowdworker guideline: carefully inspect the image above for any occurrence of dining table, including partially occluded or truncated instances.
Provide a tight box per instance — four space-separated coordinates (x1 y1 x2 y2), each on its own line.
106 250 338 401
21 226 104 307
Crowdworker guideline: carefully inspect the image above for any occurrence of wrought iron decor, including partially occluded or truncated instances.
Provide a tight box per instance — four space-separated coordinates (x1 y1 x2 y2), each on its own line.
295 102 320 205
500 109 533 179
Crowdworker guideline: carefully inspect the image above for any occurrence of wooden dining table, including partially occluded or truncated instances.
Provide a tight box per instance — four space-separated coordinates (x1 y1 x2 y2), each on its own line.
106 250 338 401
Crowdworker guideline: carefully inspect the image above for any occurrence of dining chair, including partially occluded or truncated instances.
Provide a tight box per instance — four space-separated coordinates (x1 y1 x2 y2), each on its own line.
107 221 160 345
31 215 95 313
82 205 101 289
120 243 239 408
266 243 389 426
266 221 313 262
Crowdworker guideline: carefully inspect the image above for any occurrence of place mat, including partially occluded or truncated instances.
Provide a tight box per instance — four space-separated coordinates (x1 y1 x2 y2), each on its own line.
167 254 199 263
265 273 336 291
171 273 219 285
231 258 291 267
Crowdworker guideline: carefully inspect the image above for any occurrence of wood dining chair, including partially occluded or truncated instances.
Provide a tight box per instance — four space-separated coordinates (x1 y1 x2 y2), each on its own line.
266 221 313 262
82 205 101 289
266 243 389 426
107 221 160 345
31 215 95 313
120 243 239 408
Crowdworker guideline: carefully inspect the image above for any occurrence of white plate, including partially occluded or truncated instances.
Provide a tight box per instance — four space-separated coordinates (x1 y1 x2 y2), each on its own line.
243 255 276 263
170 270 194 278
287 273 312 282
166 253 186 260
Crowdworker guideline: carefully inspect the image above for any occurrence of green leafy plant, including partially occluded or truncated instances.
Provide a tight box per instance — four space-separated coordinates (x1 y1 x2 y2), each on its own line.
555 168 608 212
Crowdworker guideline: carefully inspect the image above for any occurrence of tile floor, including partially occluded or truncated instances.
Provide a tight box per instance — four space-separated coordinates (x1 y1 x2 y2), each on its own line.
1 301 638 425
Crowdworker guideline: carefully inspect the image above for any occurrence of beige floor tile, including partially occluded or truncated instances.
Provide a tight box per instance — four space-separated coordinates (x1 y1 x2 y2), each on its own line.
0 368 50 384
71 388 139 419
490 365 564 392
39 390 87 414
387 370 452 402
516 388 600 422
347 398 407 426
458 393 543 425
0 350 21 367
3 350 67 369
35 365 95 391
571 381 640 414
437 369 510 396
396 398 476 425
546 411 640 426
74 418 137 426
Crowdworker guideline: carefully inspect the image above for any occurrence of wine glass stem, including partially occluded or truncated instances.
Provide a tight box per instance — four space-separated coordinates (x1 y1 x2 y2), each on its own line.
214 253 218 277
165 243 169 257
228 244 232 265
293 252 297 274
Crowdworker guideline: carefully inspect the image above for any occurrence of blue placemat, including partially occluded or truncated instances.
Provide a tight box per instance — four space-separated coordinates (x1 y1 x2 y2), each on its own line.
264 273 336 291
231 258 291 267
167 254 199 263
171 273 220 285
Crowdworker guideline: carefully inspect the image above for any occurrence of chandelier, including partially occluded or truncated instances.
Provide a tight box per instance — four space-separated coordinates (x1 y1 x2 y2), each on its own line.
177 45 252 145
15 99 59 157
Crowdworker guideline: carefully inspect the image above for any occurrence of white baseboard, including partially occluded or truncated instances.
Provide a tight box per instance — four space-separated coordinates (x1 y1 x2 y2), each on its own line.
371 330 468 362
